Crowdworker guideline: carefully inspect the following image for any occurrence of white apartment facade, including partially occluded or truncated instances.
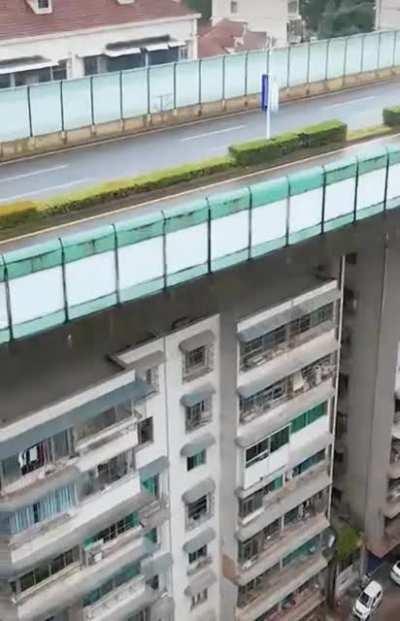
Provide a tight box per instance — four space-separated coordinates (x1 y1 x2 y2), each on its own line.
211 0 301 46
0 0 199 89
0 262 340 620
376 0 400 30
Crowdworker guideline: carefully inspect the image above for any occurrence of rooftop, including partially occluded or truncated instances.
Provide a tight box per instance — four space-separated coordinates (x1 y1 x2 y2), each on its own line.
0 0 197 42
198 19 267 57
0 259 323 426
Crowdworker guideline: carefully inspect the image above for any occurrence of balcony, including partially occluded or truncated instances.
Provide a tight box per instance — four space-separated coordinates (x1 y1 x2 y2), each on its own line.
187 554 213 577
10 534 155 621
262 588 325 621
83 576 148 621
75 414 139 456
237 514 329 586
237 462 331 542
393 411 400 440
236 554 327 621
240 320 336 374
239 343 337 426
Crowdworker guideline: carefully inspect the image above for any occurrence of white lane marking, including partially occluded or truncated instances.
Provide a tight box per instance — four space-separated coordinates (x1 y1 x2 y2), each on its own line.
0 164 69 182
325 95 377 109
181 125 246 141
0 178 93 203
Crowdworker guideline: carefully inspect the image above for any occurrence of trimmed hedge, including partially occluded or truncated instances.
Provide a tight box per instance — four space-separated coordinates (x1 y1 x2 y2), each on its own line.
383 106 400 127
230 120 347 166
41 155 235 216
229 132 301 166
0 202 38 230
0 119 348 231
298 119 347 148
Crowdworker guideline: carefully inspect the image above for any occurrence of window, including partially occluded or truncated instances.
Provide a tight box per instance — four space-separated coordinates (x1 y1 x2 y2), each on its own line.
230 1 238 13
191 589 208 609
187 450 206 471
270 427 289 453
241 325 286 369
291 402 326 434
138 417 153 445
187 495 209 526
1 431 71 488
0 74 11 89
83 563 140 607
145 528 158 544
189 545 207 564
239 378 287 419
237 563 280 608
238 519 281 563
289 304 334 339
141 474 159 498
97 454 128 487
183 343 213 380
185 399 211 432
239 476 283 518
245 438 269 468
10 484 75 534
11 546 78 594
38 0 50 8
282 536 318 567
292 450 325 478
85 512 139 547
128 611 150 621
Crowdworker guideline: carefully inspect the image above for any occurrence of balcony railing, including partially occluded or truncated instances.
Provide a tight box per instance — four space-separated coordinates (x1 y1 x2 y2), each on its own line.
83 575 146 620
240 320 335 373
187 554 213 576
239 356 336 425
75 416 138 453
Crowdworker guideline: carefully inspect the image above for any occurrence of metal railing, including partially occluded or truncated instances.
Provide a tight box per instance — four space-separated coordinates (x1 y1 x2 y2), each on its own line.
1 30 399 142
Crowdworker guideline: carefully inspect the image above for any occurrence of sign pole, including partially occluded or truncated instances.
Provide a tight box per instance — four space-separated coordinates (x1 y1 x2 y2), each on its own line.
266 81 271 140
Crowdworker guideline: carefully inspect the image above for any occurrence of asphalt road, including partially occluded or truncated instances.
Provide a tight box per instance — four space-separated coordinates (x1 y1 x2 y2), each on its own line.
337 561 400 620
1 78 400 203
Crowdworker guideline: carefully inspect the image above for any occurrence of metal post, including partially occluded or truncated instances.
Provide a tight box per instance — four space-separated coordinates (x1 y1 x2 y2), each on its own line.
343 36 349 81
306 41 311 86
266 80 271 140
162 218 167 291
206 198 212 274
244 51 249 97
113 224 121 305
247 187 252 260
198 59 202 106
222 55 226 102
27 86 33 137
147 66 151 115
60 240 69 323
325 39 331 82
378 30 384 72
173 62 177 111
321 169 327 235
393 30 398 68
90 76 95 126
353 162 360 223
60 80 65 133
3 266 13 342
360 33 366 74
119 71 123 120
383 152 390 211
287 44 291 89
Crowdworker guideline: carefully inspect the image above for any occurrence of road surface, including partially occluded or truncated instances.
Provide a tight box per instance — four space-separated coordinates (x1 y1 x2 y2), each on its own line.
1 78 400 203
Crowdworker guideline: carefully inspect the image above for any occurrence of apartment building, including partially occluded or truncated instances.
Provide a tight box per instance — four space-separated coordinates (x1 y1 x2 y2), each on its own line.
0 0 199 88
376 0 400 30
211 0 302 46
0 243 341 621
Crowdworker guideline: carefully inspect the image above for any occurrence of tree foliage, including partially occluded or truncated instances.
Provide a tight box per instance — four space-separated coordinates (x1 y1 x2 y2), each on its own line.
300 0 375 38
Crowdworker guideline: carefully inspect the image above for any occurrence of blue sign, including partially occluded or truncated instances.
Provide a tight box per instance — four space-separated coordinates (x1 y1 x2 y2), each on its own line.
261 74 269 111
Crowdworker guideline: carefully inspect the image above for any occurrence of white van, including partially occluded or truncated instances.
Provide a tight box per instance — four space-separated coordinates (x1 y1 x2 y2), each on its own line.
352 580 383 620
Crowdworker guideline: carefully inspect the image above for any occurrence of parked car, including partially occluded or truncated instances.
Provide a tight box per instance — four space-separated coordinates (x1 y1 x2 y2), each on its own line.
390 560 400 585
352 580 383 620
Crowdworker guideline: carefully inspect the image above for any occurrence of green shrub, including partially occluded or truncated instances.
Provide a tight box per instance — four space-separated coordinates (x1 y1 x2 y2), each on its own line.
383 106 400 127
229 132 301 166
335 525 361 562
0 201 38 230
298 119 347 148
41 155 235 216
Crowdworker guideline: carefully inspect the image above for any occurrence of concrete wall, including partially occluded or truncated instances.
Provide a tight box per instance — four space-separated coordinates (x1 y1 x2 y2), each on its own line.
212 0 289 45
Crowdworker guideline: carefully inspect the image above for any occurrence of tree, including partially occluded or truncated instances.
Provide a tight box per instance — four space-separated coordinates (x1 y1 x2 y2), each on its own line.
186 0 212 20
301 0 375 38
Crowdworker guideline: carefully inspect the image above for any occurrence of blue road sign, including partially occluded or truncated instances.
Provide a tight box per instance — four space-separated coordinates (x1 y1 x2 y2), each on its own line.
261 74 269 111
